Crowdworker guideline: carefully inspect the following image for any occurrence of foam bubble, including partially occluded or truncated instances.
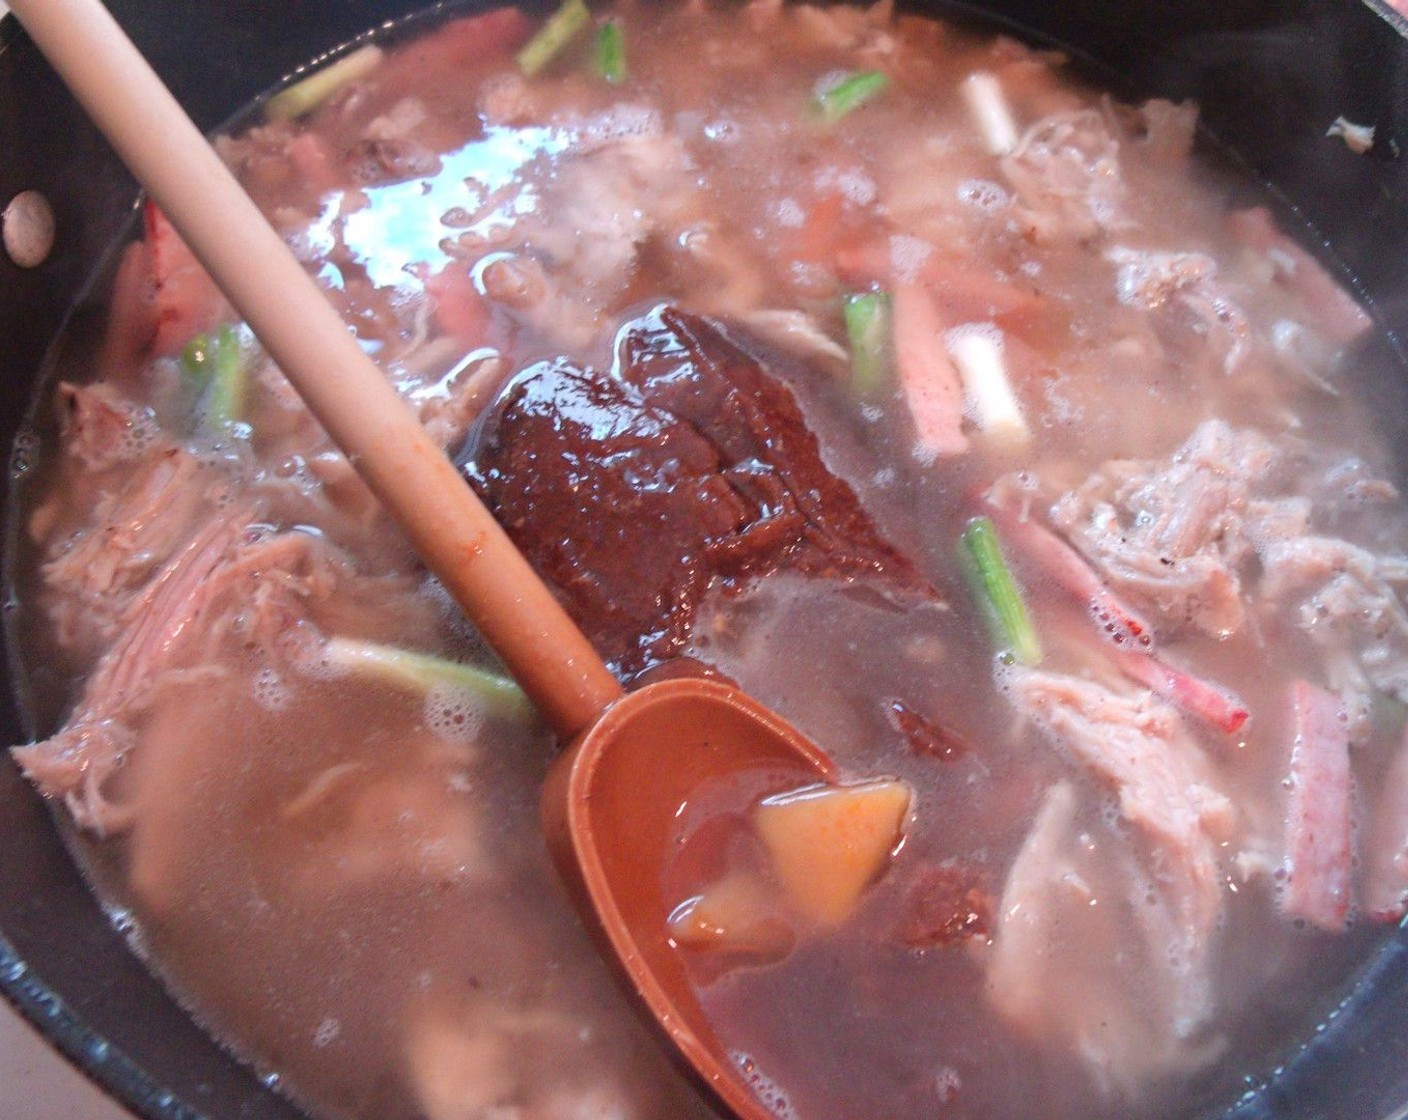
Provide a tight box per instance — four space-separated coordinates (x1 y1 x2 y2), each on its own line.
956 178 1011 213
423 684 486 747
815 164 877 206
299 642 342 682
252 667 293 713
729 1051 798 1120
704 117 741 144
313 1018 341 1048
125 414 161 458
579 104 664 146
419 575 480 645
775 198 805 228
889 233 933 284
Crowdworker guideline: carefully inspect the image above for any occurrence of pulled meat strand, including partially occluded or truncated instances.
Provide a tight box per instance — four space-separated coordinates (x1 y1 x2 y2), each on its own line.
986 480 1154 650
14 511 255 832
13 513 341 834
1007 667 1233 983
986 480 1248 733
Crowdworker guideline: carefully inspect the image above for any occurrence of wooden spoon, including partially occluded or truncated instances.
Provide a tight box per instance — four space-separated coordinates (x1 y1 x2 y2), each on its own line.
10 1 835 1116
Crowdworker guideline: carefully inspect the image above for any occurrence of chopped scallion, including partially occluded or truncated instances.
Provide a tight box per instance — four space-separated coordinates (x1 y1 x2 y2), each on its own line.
961 516 1042 666
180 333 215 380
815 70 889 124
181 323 248 431
946 326 1029 448
594 20 627 84
324 637 534 723
517 0 592 77
844 291 892 398
960 70 1018 156
265 45 385 122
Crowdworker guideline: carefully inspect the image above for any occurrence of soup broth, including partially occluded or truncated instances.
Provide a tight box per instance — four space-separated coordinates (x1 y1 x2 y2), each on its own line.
8 2 1408 1119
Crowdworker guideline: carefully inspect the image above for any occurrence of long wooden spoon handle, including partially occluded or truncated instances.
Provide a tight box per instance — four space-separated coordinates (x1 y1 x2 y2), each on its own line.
9 0 624 738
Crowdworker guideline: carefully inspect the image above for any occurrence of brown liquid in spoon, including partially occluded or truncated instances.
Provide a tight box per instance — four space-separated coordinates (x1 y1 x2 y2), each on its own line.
545 679 836 1120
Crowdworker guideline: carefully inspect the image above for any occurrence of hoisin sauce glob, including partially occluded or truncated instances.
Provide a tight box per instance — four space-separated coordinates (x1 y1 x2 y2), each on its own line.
466 306 931 677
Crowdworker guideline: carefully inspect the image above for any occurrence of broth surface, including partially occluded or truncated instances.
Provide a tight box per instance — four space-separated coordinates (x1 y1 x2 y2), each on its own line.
8 3 1408 1119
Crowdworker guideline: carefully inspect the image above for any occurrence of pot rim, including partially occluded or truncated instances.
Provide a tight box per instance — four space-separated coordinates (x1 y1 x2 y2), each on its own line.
5 3 1408 1120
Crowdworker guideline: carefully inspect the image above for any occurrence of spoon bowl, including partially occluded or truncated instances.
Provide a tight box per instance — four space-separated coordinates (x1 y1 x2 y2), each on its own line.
544 677 837 1120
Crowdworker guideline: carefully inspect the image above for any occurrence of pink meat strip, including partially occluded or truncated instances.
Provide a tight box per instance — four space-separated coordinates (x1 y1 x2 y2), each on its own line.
891 284 968 458
987 482 1250 734
144 202 231 358
1363 724 1408 921
986 483 1154 650
1118 652 1249 736
96 240 159 381
1280 680 1354 931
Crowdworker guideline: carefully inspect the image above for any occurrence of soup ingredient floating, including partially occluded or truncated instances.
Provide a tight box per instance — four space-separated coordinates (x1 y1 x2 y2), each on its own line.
670 777 914 959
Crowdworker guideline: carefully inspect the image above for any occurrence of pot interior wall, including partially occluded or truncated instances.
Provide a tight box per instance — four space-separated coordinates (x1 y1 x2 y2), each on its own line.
2 1 1408 1118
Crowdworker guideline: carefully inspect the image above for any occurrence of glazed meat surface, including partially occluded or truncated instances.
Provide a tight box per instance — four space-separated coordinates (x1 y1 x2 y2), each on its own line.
468 306 930 674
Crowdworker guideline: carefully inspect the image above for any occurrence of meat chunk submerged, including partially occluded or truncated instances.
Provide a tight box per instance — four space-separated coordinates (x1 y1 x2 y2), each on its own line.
468 306 929 675
1007 667 1234 968
988 782 1226 1101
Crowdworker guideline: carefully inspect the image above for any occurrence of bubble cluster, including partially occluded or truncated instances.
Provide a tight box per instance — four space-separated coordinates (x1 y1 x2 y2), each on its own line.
775 197 805 228
578 104 664 147
888 233 933 284
814 164 877 206
730 1052 797 1120
957 178 1011 213
423 684 485 746
252 666 293 712
313 1017 341 1048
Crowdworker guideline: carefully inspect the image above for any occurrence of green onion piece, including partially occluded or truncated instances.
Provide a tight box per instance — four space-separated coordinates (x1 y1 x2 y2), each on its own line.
517 0 592 77
324 637 534 723
181 323 248 431
265 45 385 122
815 70 890 124
844 291 892 398
206 324 247 429
961 516 1042 666
594 20 627 84
180 332 217 381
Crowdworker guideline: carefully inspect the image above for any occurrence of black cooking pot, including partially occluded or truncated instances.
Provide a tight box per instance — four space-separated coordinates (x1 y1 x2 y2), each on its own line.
4 1 1408 1117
